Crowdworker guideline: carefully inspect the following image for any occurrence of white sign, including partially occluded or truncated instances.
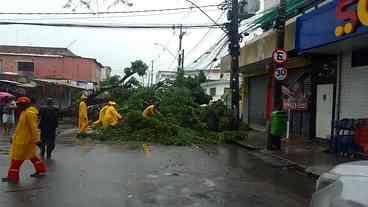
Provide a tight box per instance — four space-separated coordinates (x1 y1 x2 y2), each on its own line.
274 67 288 81
272 48 288 64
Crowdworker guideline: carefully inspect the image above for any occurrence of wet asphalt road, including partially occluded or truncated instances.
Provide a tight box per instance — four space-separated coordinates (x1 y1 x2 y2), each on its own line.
0 130 315 207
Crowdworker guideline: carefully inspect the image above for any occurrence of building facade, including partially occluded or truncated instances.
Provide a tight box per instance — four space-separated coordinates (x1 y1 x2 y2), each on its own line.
222 19 314 133
296 0 368 139
155 69 228 83
201 80 230 103
225 0 368 139
0 45 104 85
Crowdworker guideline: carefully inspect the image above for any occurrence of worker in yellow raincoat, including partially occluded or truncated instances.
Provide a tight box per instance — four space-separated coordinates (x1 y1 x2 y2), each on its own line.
92 102 109 128
2 96 47 183
78 95 88 134
143 102 160 118
102 101 122 128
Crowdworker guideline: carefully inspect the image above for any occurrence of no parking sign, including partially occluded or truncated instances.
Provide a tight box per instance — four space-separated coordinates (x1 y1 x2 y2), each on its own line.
272 48 288 64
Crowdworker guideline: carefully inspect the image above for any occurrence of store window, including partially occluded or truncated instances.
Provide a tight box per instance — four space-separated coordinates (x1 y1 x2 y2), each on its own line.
210 87 216 96
17 61 34 72
352 48 368 68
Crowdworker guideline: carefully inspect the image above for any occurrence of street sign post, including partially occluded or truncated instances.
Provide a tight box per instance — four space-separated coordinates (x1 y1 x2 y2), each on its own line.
272 48 288 64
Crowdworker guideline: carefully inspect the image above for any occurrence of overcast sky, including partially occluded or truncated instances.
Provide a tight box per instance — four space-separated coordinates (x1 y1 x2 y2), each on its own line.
0 0 227 79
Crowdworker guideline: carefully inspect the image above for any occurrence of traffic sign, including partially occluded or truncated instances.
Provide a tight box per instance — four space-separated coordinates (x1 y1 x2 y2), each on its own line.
274 67 288 81
272 48 288 64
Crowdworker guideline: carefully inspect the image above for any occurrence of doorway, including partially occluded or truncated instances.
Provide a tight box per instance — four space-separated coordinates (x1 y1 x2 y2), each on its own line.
316 84 334 139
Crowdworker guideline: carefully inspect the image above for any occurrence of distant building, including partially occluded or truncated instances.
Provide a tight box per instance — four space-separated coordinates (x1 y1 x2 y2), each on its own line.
0 45 107 87
156 71 177 83
0 45 109 108
201 80 230 103
155 69 229 83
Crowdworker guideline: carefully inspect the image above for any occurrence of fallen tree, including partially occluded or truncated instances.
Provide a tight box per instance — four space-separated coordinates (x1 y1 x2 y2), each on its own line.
88 63 248 145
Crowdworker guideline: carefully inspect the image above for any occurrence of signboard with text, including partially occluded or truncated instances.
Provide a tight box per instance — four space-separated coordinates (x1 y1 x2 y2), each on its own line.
296 0 368 53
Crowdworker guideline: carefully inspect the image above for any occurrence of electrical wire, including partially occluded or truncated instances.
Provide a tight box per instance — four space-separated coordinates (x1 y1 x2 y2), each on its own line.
186 34 227 68
155 7 198 71
187 35 228 70
0 4 220 15
183 0 227 34
0 8 220 21
0 21 224 29
185 10 225 58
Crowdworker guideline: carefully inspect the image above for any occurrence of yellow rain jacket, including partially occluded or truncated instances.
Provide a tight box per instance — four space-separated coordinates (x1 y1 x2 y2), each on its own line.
10 106 40 160
102 105 122 128
92 105 109 127
143 105 156 118
79 101 88 133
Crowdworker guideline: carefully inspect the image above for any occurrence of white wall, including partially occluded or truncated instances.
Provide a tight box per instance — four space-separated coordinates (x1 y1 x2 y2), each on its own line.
339 51 368 119
201 80 230 102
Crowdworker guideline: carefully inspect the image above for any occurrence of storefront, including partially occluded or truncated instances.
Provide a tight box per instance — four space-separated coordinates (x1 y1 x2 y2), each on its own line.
239 55 313 133
296 0 368 139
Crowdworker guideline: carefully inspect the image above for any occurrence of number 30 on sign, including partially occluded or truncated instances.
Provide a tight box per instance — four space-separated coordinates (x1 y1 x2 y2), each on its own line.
274 67 288 81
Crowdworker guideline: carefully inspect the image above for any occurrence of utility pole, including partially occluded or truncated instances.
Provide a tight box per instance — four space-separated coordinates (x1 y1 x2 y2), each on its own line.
227 0 240 130
177 25 185 72
150 60 154 87
274 0 287 109
267 0 287 150
181 49 185 71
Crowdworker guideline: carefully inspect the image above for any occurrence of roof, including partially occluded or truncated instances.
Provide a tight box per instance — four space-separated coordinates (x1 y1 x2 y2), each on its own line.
0 45 78 57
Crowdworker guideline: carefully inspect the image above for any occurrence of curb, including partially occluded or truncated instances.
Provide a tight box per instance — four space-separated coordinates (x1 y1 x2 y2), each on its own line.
262 151 321 179
234 142 321 179
233 140 262 151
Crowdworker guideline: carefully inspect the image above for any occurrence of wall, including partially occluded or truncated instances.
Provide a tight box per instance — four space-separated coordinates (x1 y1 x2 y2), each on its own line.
221 21 296 71
0 55 99 83
201 80 230 102
339 51 368 119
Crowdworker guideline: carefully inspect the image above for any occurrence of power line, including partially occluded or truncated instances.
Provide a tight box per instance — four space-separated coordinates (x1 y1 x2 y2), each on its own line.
183 0 227 34
154 9 193 71
185 10 225 57
0 21 224 29
0 8 220 21
186 34 227 68
0 4 220 15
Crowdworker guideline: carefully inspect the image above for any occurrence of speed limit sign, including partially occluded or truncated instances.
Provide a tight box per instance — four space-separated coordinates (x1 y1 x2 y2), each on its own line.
272 48 288 64
274 67 288 81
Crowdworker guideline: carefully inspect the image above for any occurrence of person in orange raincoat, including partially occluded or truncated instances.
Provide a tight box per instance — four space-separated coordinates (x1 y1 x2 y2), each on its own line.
143 102 160 118
92 102 109 128
102 101 122 128
78 95 88 134
2 96 47 183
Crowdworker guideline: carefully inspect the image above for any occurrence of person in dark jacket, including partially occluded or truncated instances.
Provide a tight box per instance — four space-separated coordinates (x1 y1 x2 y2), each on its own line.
39 98 59 159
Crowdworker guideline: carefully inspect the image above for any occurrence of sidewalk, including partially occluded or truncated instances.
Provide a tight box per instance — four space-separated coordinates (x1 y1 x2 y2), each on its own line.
235 130 356 177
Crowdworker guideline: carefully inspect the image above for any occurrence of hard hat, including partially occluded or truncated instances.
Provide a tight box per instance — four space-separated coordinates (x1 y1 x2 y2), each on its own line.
16 96 31 104
108 101 117 105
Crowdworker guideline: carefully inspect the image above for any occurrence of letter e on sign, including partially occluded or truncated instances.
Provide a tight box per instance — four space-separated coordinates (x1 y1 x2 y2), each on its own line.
272 48 288 64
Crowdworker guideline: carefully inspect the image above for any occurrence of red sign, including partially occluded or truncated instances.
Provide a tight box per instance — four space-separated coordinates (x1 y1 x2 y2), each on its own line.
282 85 310 111
272 48 288 64
335 0 368 37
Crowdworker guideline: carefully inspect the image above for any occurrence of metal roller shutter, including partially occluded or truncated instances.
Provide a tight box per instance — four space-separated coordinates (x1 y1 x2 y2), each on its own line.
248 76 268 129
340 52 368 119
